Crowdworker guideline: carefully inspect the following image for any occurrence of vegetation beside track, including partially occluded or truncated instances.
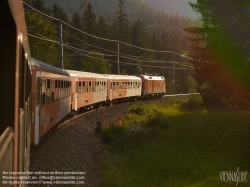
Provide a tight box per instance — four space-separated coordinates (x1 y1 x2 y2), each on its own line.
99 95 250 187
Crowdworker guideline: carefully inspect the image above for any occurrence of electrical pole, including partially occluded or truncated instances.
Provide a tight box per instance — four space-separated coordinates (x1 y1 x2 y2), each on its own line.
117 41 120 75
60 20 64 69
172 52 175 95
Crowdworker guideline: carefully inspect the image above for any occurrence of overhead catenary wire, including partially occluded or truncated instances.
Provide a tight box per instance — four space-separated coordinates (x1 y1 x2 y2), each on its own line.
24 0 202 73
27 33 118 63
120 62 194 70
28 31 194 70
28 33 194 71
23 1 202 62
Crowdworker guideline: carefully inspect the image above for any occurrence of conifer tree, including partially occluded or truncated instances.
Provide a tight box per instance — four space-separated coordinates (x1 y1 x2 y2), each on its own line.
186 0 250 109
116 0 129 41
82 2 97 43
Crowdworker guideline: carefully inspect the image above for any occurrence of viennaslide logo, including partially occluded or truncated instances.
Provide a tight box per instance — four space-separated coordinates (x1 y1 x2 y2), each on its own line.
220 167 248 186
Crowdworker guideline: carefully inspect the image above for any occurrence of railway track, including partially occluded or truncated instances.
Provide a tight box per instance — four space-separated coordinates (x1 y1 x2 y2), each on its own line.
29 100 136 186
28 94 197 186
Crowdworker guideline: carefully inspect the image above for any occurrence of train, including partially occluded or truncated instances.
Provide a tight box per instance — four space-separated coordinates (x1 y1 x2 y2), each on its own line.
0 0 166 186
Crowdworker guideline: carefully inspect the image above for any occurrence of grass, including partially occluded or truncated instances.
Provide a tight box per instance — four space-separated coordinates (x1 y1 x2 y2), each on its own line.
99 96 250 187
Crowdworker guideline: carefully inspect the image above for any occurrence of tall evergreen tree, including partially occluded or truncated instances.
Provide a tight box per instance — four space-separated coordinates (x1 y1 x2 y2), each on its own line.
186 0 250 109
69 12 85 70
116 0 129 41
49 3 69 23
82 2 97 43
97 15 108 37
31 0 47 12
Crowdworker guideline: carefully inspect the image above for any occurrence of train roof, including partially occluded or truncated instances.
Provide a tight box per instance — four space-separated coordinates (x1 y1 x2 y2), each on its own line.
103 74 142 81
7 0 30 58
65 70 107 79
138 75 165 80
29 58 70 76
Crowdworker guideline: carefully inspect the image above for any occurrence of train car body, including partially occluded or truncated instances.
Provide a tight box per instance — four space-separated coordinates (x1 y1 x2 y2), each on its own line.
138 75 166 97
66 70 107 112
104 75 142 103
0 0 31 186
30 58 71 145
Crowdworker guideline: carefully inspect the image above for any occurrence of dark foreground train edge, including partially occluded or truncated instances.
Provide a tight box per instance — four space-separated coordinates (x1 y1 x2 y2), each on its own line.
0 0 166 186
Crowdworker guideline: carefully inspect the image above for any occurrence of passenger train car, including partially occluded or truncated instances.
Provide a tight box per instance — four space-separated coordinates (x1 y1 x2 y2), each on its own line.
104 74 142 104
66 70 107 112
30 58 71 145
0 0 166 186
0 0 31 186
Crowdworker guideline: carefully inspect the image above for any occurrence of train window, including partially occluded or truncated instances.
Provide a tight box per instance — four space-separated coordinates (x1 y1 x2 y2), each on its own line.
42 78 46 106
78 81 82 94
55 80 58 101
63 80 66 98
66 81 68 97
69 81 71 96
76 81 78 94
58 80 61 100
63 81 65 98
85 81 88 93
112 82 115 90
120 82 122 90
68 81 70 96
82 81 85 93
60 80 63 99
52 79 55 102
66 81 68 96
47 79 50 104
36 77 40 106
65 81 69 97
64 81 66 97
92 81 95 92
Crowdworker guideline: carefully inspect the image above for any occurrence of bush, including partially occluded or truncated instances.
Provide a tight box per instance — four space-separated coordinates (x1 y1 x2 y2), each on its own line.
182 95 205 111
101 124 128 148
129 105 147 115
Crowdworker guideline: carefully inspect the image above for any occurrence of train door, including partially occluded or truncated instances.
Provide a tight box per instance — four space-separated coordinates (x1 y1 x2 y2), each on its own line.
152 80 154 92
34 71 40 145
75 79 78 110
110 80 112 101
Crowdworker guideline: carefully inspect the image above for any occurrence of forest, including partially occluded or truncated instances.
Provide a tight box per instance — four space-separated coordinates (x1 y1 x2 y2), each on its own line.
185 0 250 109
24 0 199 95
24 0 250 109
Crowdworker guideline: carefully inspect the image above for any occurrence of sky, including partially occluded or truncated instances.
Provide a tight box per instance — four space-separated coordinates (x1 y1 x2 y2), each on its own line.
144 0 199 20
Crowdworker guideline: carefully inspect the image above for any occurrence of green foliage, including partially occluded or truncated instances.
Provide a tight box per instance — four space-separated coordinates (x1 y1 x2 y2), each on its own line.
26 0 199 91
25 11 59 66
181 95 205 111
186 0 250 110
100 97 250 186
129 105 147 115
81 50 112 73
185 75 197 93
101 124 128 147
83 2 97 43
